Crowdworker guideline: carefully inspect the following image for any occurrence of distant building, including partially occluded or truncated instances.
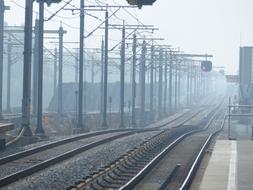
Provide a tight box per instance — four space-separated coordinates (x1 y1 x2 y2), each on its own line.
239 47 253 105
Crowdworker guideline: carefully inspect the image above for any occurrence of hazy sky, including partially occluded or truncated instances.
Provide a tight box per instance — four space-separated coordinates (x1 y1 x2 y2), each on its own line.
4 0 253 74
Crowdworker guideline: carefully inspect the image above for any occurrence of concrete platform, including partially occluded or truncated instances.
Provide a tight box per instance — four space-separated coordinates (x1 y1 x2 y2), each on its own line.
199 140 253 190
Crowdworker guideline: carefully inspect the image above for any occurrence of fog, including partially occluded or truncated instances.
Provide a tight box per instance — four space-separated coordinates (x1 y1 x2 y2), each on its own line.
2 0 243 113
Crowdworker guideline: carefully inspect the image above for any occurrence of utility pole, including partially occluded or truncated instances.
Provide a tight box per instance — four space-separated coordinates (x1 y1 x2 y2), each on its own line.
194 65 197 102
83 46 87 118
154 54 158 114
138 54 142 108
200 69 203 98
158 48 163 119
21 0 33 135
0 0 9 118
100 22 154 128
187 60 190 106
196 66 199 99
174 59 178 111
190 61 193 105
58 25 64 115
31 23 59 117
6 35 11 113
201 68 205 97
119 22 125 128
63 5 136 129
102 9 109 128
0 0 3 118
77 0 85 132
75 49 78 85
150 44 154 113
32 19 39 117
91 59 94 85
140 40 147 127
6 36 19 113
54 48 57 93
35 1 45 134
168 51 173 114
199 67 202 98
163 50 168 114
131 33 136 128
203 71 206 97
177 60 181 109
100 39 104 115
32 28 62 118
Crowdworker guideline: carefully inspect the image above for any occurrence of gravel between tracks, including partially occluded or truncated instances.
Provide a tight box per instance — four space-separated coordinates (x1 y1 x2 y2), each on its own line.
2 131 160 190
0 134 84 158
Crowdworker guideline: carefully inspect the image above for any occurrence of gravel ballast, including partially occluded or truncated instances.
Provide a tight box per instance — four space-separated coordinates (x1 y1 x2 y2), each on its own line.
3 131 160 190
0 131 130 179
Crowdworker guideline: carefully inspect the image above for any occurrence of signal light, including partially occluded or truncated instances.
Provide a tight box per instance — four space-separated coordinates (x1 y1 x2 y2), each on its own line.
127 0 156 9
201 61 212 72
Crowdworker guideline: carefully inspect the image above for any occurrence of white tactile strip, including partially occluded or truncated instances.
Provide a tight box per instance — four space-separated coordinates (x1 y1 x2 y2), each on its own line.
227 141 237 190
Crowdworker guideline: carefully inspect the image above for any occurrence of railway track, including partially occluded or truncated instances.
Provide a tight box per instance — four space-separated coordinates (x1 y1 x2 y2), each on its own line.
0 104 206 188
179 114 226 190
125 114 225 190
122 107 225 190
0 131 140 187
0 108 197 163
66 101 223 190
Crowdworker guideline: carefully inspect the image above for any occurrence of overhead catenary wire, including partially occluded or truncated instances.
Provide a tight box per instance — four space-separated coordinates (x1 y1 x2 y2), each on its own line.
8 0 172 73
